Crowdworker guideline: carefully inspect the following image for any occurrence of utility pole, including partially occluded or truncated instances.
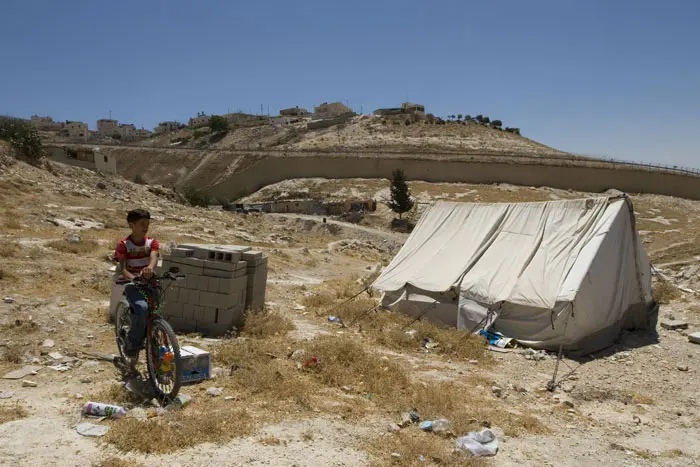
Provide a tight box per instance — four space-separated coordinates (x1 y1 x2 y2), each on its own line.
109 110 112 120
260 104 263 116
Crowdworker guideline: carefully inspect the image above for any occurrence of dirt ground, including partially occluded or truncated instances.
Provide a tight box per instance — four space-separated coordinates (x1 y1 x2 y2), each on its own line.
1 146 699 466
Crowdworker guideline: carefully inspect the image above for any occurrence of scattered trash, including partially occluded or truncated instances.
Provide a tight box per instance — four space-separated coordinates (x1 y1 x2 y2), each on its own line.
0 392 13 399
206 387 224 397
303 356 319 369
76 422 110 437
419 418 450 433
660 319 689 331
341 385 353 393
405 329 418 337
292 304 306 311
83 401 127 419
168 394 192 410
48 364 72 372
479 330 514 348
399 410 420 427
420 338 439 350
75 393 84 399
455 428 499 457
224 396 237 401
22 380 38 387
521 348 548 361
327 316 344 325
677 365 689 372
469 360 478 365
42 339 55 348
289 349 307 361
2 366 41 380
67 233 81 243
3 297 14 304
391 452 401 459
688 332 700 345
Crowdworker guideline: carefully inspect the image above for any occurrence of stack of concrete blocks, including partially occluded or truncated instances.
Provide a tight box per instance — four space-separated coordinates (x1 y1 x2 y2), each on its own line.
158 243 268 336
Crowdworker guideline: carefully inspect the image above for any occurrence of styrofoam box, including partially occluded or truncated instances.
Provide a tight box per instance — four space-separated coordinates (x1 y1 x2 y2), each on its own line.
180 345 212 384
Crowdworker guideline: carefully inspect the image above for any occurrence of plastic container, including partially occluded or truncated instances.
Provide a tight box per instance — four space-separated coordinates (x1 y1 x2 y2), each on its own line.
83 401 127 419
419 418 450 432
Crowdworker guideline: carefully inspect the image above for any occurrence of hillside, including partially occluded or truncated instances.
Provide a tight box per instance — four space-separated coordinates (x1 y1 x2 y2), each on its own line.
136 115 569 157
1 146 700 466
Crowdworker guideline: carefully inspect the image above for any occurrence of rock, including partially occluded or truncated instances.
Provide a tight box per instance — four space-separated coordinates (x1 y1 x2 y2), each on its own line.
511 384 528 393
341 385 353 393
390 453 401 459
75 393 84 399
66 233 81 244
688 332 700 345
3 297 14 304
22 380 38 387
386 423 401 433
96 182 107 190
469 360 479 365
80 377 93 384
660 319 689 331
206 387 224 397
562 400 575 409
677 364 689 372
289 349 306 361
42 339 55 348
48 352 64 361
0 392 13 399
567 409 576 414
2 366 41 380
492 386 503 397
76 422 109 437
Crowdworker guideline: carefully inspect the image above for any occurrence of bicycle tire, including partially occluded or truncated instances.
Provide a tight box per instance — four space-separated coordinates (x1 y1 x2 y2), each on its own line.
114 301 134 361
145 317 182 404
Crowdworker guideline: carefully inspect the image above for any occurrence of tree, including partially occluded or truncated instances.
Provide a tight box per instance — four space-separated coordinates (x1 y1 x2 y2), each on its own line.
482 116 490 124
0 116 45 164
209 115 229 133
491 119 503 128
457 114 463 121
465 114 472 121
475 114 484 123
389 168 414 219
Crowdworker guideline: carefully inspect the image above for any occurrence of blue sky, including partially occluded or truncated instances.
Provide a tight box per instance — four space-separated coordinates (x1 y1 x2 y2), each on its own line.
1 0 698 166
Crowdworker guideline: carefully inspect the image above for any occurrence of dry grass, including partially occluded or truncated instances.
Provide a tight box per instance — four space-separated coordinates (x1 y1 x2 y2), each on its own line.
301 292 336 310
369 431 489 467
103 403 255 453
86 383 138 406
574 387 655 405
4 218 21 229
0 402 29 424
240 309 295 338
0 241 20 258
258 435 283 446
654 279 681 304
47 238 100 255
92 458 145 467
1 317 40 336
2 344 23 363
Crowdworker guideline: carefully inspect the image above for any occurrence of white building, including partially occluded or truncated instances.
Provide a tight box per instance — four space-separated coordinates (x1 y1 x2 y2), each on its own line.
155 121 182 134
62 121 89 141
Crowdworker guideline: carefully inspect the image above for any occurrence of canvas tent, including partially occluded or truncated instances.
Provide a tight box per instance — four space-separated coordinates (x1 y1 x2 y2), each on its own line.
371 197 657 355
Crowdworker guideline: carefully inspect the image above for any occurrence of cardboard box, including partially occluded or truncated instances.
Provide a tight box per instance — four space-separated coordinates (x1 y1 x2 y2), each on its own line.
180 345 211 384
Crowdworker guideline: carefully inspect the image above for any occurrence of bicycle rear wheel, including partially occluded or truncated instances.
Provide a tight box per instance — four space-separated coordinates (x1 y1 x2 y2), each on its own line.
145 317 182 404
114 301 134 361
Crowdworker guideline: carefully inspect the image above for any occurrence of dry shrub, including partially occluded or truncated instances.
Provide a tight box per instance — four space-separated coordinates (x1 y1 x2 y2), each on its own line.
86 383 139 405
301 292 335 310
103 404 255 453
47 238 99 255
4 218 20 229
92 458 145 467
258 435 282 446
0 241 19 258
241 309 295 338
306 336 410 397
573 387 655 405
333 299 486 362
0 402 29 424
1 317 39 336
368 430 489 467
2 344 23 363
654 280 680 304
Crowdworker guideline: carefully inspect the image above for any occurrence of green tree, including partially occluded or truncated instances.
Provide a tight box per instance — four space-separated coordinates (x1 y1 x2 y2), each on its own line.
457 114 463 120
0 116 45 164
388 168 414 219
491 119 503 128
465 114 472 121
209 115 229 133
482 116 491 124
475 114 484 123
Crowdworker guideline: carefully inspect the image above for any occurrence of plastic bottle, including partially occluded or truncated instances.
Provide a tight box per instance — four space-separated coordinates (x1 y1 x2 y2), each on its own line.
83 401 127 419
327 316 343 324
431 418 450 433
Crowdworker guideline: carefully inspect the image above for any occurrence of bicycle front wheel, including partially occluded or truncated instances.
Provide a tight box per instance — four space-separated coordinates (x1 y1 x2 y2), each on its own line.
145 318 182 404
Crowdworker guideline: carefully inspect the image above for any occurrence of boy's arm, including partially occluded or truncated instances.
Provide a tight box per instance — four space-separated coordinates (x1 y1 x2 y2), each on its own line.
118 257 136 281
141 248 159 278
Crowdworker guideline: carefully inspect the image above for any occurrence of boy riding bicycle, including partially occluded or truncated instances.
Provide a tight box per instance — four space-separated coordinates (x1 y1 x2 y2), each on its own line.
113 208 160 358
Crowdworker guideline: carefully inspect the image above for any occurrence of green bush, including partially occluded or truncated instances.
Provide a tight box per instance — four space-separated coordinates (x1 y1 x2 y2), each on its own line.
0 116 45 164
179 186 212 207
209 115 229 133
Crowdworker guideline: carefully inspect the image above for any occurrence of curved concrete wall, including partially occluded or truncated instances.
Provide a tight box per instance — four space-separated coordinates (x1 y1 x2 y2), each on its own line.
104 147 700 201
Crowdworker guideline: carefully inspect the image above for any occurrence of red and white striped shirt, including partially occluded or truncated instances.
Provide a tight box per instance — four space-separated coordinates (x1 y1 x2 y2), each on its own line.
114 236 160 276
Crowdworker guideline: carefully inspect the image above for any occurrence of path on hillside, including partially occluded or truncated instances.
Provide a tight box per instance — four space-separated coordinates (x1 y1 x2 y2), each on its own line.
268 213 407 243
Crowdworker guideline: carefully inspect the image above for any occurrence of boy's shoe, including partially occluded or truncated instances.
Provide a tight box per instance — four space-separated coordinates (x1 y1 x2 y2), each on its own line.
125 347 139 358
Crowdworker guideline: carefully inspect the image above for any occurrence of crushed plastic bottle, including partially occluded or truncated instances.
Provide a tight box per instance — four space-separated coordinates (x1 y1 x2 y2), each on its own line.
166 394 192 411
83 401 127 419
419 418 450 433
327 316 343 325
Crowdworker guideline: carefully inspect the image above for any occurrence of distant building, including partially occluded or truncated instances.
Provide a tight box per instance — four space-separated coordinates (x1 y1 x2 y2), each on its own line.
374 102 426 117
401 102 425 114
280 107 310 117
189 115 210 128
116 123 136 140
97 119 119 137
314 102 353 118
30 115 64 131
134 129 152 139
154 121 182 134
61 121 89 141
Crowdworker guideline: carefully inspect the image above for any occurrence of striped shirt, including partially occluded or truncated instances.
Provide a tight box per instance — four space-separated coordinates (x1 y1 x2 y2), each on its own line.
114 236 160 277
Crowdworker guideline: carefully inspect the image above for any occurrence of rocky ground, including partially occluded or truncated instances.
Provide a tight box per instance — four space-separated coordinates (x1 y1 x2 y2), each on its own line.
1 145 699 466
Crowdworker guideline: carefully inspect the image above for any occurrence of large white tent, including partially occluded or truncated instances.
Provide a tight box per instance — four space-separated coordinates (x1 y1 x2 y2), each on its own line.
372 196 658 355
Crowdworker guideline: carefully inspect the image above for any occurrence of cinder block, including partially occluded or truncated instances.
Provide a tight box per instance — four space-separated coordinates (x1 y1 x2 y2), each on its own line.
207 277 220 293
184 274 197 290
217 304 245 327
235 261 247 271
188 290 200 306
203 267 235 279
182 304 196 320
199 307 217 324
203 259 236 272
242 251 263 264
171 247 194 258
166 316 197 333
197 275 209 291
234 268 247 278
162 302 182 318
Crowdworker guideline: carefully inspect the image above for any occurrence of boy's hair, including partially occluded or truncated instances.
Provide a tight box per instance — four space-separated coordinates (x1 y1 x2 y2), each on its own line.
126 208 151 224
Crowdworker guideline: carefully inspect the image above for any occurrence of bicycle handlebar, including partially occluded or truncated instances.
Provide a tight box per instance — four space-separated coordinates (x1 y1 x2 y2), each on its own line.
115 272 185 286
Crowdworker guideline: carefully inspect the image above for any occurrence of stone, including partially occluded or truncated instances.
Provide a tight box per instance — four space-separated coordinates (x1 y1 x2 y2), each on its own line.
2 366 41 380
386 423 401 433
492 386 503 397
48 352 64 360
688 332 700 345
22 380 38 387
42 339 55 348
677 365 689 372
76 422 109 437
0 392 13 399
206 387 224 397
660 319 689 331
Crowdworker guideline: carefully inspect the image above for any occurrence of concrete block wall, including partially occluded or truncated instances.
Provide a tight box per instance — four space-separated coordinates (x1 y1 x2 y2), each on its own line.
159 243 267 336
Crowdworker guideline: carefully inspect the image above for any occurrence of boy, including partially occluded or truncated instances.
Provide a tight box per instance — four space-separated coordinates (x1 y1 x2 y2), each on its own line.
113 208 160 357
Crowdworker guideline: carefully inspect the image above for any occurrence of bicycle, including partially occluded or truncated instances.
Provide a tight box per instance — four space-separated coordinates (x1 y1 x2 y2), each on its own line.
114 266 185 404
